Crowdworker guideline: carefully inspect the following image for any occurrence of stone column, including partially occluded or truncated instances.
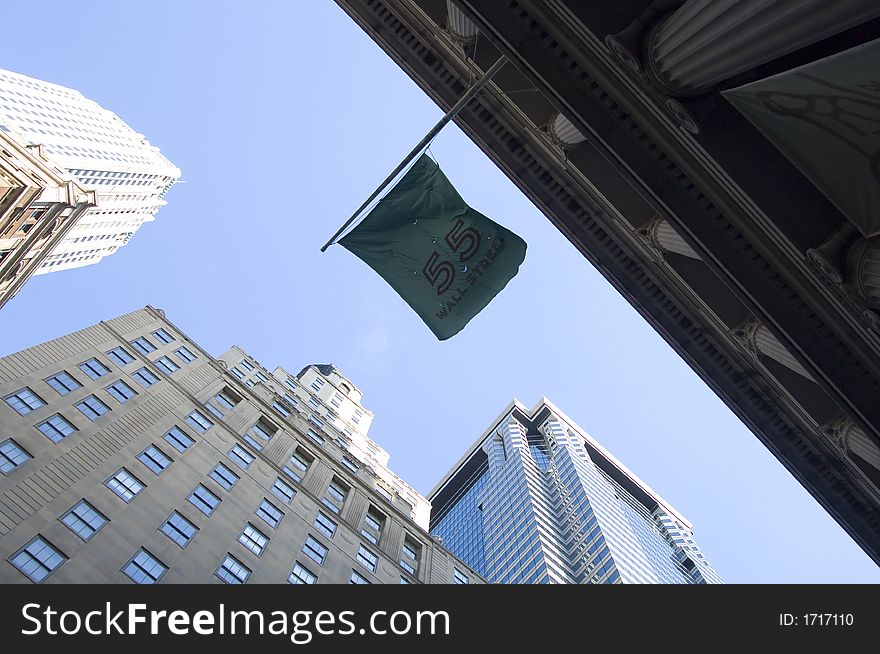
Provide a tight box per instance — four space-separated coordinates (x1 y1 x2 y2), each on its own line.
548 112 587 148
446 0 478 44
735 317 815 380
846 237 880 321
646 0 880 95
643 216 701 259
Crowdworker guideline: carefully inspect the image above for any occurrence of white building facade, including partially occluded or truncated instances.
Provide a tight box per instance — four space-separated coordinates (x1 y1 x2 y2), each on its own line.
0 68 180 273
219 352 432 530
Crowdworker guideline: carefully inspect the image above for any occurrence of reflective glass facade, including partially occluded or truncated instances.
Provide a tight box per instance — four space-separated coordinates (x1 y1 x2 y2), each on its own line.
431 401 722 584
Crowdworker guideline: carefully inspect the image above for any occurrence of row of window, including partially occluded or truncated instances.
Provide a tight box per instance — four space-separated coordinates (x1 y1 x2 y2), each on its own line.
6 368 416 532
10 535 249 586
3 330 184 404
10 498 433 585
5 433 471 584
2 337 198 459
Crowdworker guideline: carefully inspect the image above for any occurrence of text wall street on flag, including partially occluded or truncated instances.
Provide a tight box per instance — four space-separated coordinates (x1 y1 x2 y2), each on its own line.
339 154 526 340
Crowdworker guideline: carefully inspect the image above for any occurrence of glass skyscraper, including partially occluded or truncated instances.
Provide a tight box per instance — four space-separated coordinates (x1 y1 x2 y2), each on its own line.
429 399 722 584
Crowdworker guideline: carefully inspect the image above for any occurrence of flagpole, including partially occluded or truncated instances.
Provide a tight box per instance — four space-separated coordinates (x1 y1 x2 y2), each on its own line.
320 56 508 252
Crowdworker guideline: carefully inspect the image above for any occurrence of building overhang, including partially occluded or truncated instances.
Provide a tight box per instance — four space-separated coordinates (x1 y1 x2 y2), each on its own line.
336 0 880 564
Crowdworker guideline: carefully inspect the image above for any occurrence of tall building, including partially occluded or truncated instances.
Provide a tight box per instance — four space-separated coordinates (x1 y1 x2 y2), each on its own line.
0 307 482 585
0 68 180 274
335 0 880 565
430 398 722 584
0 133 95 310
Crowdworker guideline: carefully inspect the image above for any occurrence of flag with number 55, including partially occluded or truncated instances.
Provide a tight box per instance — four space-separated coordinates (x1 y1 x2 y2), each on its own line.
339 154 527 340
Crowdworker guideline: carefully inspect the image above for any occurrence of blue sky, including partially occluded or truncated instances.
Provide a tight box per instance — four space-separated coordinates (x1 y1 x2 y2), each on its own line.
1 0 877 583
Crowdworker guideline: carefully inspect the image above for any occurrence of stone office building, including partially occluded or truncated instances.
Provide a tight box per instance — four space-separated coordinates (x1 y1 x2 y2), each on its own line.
0 306 481 585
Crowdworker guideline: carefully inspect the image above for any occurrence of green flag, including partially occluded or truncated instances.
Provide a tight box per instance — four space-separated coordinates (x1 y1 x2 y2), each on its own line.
339 154 527 340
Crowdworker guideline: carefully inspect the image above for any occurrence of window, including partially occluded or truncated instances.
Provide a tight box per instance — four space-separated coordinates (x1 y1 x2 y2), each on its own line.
401 537 420 576
210 462 239 490
362 507 385 545
302 536 328 566
322 477 348 514
308 397 321 410
349 570 371 585
4 387 45 415
310 377 325 393
185 410 213 433
272 401 290 418
376 485 393 503
283 393 297 407
314 512 337 539
131 367 159 388
174 346 196 363
308 416 324 430
1 439 31 474
45 371 81 396
284 448 312 483
330 393 342 409
152 328 175 344
494 436 508 462
161 511 198 548
289 563 317 585
61 500 107 540
131 337 156 355
105 380 137 403
256 499 283 529
238 523 269 556
228 444 254 469
400 576 411 584
245 380 255 388
357 545 378 572
75 395 110 421
138 445 172 475
123 548 167 584
9 536 66 583
155 356 179 374
105 468 145 502
37 414 77 442
453 569 469 584
230 367 244 380
107 347 134 366
341 457 359 474
79 358 110 379
245 419 276 451
163 426 194 453
216 554 250 584
212 388 238 412
272 478 295 504
189 484 221 515
255 372 269 383
240 360 254 372
352 409 363 425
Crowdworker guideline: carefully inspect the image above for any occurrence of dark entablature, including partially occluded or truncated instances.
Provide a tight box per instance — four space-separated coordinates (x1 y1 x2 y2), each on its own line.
335 0 880 564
